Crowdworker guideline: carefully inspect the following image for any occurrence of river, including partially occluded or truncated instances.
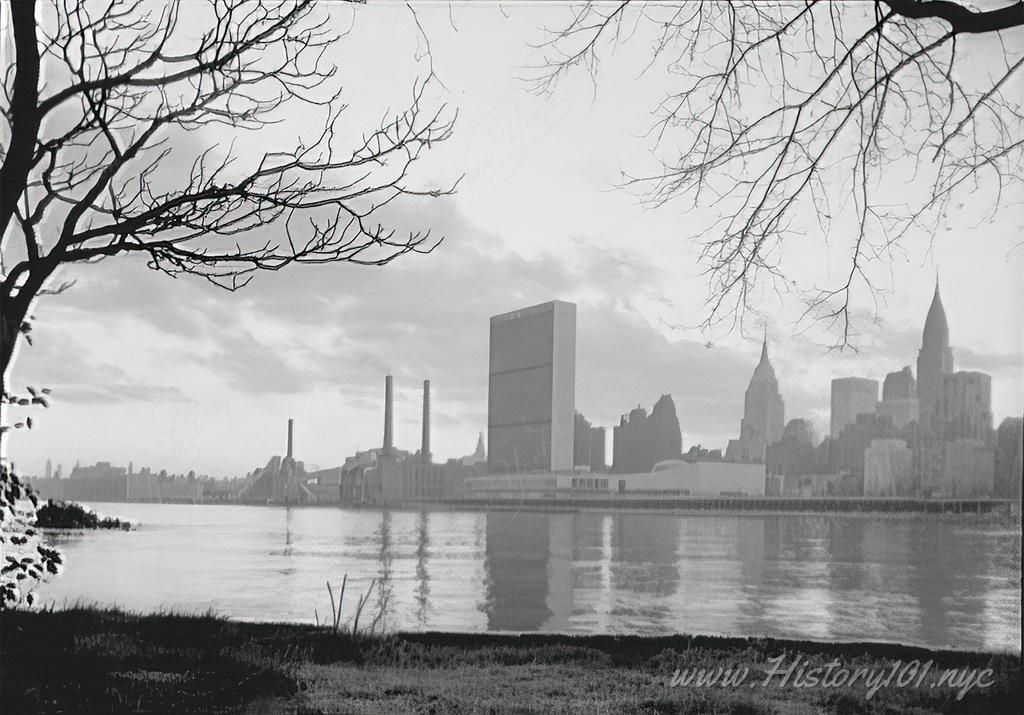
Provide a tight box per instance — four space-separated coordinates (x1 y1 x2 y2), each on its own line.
37 503 1021 652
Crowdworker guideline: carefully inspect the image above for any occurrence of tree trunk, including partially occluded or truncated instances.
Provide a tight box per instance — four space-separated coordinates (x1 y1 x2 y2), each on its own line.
0 0 40 241
1 292 30 389
1 262 52 407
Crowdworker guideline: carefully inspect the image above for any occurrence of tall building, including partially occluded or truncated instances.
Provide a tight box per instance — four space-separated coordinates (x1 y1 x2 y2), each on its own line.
916 281 954 437
994 417 1023 499
922 439 994 497
876 397 919 430
935 371 993 442
611 394 682 473
571 414 610 472
589 426 607 472
882 366 916 400
725 339 785 463
879 366 919 427
766 419 824 494
487 300 576 473
574 412 593 467
829 413 900 495
864 439 914 496
830 377 879 439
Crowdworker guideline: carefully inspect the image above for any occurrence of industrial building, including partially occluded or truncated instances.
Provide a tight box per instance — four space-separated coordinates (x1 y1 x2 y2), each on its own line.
338 375 486 505
238 419 318 503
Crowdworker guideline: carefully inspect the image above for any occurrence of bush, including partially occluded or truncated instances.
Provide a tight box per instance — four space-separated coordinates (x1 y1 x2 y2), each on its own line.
34 500 131 530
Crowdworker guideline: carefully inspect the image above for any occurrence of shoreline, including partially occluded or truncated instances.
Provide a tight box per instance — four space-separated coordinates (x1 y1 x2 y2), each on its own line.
3 606 1020 713
71 497 1022 520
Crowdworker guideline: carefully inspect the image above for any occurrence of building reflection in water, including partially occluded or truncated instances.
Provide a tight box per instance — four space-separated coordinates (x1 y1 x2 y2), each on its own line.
374 508 393 629
757 515 835 641
415 510 430 628
474 509 1019 649
609 513 680 632
34 503 1019 649
483 511 553 630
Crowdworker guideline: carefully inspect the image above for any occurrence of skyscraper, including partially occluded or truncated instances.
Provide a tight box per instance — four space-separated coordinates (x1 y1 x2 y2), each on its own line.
994 417 1023 499
611 394 682 473
574 412 593 467
487 300 576 473
882 366 916 400
917 281 954 437
877 366 919 429
725 339 785 463
830 377 879 439
935 371 993 442
589 426 607 472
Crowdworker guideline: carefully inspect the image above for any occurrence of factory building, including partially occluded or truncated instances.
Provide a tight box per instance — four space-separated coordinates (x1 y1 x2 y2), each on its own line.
338 376 486 505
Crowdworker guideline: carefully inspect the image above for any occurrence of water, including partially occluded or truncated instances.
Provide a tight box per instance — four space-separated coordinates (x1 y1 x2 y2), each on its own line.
37 503 1021 652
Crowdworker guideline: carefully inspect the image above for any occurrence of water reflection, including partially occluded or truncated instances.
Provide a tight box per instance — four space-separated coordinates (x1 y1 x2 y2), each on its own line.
39 503 1021 652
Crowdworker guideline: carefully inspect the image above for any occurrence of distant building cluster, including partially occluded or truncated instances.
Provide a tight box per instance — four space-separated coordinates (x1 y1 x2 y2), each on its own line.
766 283 1022 499
466 301 765 499
28 285 1021 505
26 459 245 503
610 395 682 474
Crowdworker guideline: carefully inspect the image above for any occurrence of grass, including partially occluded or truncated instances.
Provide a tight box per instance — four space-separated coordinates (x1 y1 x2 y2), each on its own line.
34 500 132 530
1 606 1020 714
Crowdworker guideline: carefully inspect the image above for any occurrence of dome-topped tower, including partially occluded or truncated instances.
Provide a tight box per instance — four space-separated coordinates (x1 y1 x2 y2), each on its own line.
917 280 954 436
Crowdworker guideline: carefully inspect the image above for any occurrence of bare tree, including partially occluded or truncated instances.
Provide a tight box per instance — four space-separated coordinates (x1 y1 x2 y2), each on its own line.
531 0 1023 344
0 0 456 398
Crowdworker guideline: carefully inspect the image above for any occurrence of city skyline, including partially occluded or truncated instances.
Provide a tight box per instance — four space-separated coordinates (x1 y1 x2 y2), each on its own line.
11 278 1022 481
4 4 1022 479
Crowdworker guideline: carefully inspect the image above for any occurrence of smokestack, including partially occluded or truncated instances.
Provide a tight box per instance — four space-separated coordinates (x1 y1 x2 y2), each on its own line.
286 418 294 460
421 379 431 463
383 375 394 456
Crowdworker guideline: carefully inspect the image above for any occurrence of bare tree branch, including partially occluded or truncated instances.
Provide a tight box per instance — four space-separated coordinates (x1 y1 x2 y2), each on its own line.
531 0 1023 346
0 0 456 391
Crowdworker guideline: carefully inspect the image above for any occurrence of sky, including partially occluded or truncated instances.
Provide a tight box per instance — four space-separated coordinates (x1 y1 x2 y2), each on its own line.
6 2 1023 478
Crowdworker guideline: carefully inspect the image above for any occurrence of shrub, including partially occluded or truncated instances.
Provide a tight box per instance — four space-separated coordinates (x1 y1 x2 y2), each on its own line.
34 500 131 530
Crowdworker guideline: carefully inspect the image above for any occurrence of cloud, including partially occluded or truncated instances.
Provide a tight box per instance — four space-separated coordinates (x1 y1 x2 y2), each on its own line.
13 196 765 459
9 327 190 407
54 384 190 406
954 347 1024 374
24 197 1016 467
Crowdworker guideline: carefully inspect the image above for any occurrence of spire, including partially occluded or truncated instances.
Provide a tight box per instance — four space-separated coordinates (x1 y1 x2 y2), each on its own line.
922 278 950 350
749 330 777 384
